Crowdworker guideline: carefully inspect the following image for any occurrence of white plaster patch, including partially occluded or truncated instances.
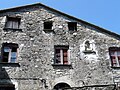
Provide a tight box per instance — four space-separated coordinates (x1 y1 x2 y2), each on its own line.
80 40 98 62
35 65 38 68
11 80 18 90
58 25 63 29
20 44 24 47
73 32 77 36
1 16 6 24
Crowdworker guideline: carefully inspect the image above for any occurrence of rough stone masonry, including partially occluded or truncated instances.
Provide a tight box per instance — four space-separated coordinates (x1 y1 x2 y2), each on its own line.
0 3 119 90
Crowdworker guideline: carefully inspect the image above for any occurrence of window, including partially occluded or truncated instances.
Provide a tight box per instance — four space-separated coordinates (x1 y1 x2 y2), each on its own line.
53 83 71 90
54 45 69 65
2 43 18 63
0 85 15 90
109 47 120 67
5 16 21 29
44 21 53 30
68 22 77 31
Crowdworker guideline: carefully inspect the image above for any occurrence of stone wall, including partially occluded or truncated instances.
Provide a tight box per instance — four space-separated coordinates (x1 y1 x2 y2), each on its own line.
0 4 119 90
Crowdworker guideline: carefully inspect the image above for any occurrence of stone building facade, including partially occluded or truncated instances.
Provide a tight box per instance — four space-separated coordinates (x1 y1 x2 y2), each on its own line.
0 3 120 90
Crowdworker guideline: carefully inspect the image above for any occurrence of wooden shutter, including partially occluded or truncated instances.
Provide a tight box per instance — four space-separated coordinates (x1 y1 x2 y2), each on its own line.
55 49 61 64
63 49 68 64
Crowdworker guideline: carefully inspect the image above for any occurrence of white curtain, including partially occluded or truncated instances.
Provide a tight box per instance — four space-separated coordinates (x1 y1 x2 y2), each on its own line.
6 19 19 29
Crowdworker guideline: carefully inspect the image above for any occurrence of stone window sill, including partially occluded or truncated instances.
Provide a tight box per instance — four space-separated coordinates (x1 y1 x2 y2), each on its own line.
83 50 96 54
52 64 72 66
3 28 22 31
52 64 72 69
111 66 120 69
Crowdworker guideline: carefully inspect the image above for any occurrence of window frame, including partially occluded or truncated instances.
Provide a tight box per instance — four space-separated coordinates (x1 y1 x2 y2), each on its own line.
1 43 18 63
4 16 21 30
54 45 70 65
109 47 120 68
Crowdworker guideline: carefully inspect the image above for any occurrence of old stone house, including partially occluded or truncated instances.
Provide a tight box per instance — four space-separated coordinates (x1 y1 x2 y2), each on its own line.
0 3 120 90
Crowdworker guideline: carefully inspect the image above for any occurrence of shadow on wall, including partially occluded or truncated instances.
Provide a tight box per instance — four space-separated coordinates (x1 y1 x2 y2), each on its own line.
0 66 15 90
53 83 71 90
52 82 116 90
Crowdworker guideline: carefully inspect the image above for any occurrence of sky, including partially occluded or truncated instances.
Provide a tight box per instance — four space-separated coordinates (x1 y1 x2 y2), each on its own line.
0 0 120 34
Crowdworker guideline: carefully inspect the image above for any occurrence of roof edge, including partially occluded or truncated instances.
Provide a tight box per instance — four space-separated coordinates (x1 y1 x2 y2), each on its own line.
0 3 41 12
0 2 119 39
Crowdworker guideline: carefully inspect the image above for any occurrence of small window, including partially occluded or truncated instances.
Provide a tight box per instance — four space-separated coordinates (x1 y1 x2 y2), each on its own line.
109 47 120 67
54 45 69 65
68 22 77 31
44 21 53 30
5 16 21 29
0 86 15 90
2 43 18 63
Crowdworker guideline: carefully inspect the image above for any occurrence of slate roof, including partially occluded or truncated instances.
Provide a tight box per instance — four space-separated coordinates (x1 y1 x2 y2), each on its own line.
0 3 119 39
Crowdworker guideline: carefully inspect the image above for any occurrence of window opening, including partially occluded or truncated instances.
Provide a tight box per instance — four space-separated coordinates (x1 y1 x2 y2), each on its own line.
68 22 77 31
2 43 18 63
44 21 52 30
5 16 21 29
109 47 120 67
54 46 69 65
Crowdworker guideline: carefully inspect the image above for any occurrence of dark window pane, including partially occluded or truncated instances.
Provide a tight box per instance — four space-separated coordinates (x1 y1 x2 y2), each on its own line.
110 51 115 56
10 52 17 63
3 52 9 62
55 49 61 64
63 49 67 56
44 22 52 29
68 22 77 31
0 87 15 90
12 48 17 52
